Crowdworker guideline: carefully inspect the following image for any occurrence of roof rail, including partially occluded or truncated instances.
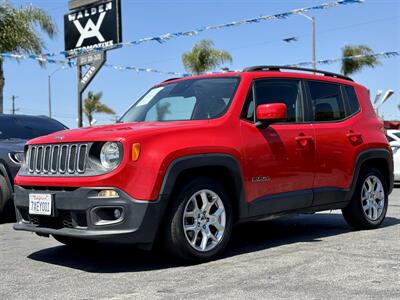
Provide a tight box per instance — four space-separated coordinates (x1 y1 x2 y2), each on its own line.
242 65 353 82
162 77 181 83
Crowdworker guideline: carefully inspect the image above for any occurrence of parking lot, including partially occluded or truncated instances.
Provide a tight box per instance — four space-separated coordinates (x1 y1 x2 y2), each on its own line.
0 188 399 300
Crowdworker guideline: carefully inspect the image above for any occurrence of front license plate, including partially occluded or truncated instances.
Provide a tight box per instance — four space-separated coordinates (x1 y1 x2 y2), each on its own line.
29 194 53 216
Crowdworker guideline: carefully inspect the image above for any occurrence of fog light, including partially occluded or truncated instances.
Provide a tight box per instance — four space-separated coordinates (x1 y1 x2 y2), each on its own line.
91 207 124 226
114 208 122 219
97 190 119 198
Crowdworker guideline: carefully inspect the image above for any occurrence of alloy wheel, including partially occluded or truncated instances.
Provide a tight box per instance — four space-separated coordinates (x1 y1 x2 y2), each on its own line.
361 175 385 221
182 189 226 252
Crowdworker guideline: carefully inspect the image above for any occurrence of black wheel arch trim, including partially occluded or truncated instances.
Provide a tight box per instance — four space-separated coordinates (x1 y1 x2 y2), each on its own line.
349 148 394 199
159 153 248 221
0 163 13 192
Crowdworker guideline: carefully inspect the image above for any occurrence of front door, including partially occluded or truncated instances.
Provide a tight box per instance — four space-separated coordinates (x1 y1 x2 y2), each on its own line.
240 78 316 216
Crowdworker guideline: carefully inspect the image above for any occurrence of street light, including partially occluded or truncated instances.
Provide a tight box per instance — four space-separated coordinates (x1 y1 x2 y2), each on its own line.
298 13 316 70
376 89 394 117
374 90 383 105
48 67 66 118
380 90 394 106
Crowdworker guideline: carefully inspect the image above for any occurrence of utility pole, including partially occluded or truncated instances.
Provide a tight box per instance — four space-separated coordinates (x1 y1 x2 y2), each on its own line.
11 95 18 115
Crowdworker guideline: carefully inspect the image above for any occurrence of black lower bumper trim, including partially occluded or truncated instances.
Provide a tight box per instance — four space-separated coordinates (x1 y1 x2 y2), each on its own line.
13 186 167 244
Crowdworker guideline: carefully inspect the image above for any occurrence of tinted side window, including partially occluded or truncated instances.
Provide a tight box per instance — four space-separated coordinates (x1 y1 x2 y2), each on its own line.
308 81 345 122
345 85 360 115
254 79 303 123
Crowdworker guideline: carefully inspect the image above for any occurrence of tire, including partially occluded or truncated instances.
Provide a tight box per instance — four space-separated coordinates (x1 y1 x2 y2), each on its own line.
342 168 388 230
52 235 97 248
163 176 233 263
0 175 13 222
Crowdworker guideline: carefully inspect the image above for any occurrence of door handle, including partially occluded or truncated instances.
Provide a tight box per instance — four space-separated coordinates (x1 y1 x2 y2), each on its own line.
296 135 314 147
346 131 362 142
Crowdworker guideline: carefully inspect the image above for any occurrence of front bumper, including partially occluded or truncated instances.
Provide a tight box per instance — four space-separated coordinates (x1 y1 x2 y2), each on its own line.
13 186 166 245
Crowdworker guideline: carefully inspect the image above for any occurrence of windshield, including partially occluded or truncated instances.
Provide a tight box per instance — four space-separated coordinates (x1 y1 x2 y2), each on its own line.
0 116 67 140
119 77 240 123
393 132 400 139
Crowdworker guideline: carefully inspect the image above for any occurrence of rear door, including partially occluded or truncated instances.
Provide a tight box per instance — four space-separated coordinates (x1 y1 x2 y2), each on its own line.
304 80 362 205
240 78 316 216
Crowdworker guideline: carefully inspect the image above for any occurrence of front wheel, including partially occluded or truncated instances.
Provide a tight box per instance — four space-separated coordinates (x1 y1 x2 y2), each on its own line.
163 177 233 263
342 168 388 230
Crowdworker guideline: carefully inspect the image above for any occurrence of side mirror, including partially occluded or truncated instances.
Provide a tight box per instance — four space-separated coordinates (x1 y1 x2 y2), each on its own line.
255 103 287 128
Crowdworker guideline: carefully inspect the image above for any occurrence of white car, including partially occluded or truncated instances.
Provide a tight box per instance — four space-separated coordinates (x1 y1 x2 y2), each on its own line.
386 130 400 182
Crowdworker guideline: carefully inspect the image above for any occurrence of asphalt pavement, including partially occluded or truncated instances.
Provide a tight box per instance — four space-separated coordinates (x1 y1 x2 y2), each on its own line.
1 188 399 300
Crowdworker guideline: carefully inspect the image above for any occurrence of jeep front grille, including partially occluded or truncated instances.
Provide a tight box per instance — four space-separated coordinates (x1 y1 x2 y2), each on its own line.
27 144 89 176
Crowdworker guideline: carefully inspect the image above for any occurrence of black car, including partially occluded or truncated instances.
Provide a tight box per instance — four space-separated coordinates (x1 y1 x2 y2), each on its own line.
0 114 67 220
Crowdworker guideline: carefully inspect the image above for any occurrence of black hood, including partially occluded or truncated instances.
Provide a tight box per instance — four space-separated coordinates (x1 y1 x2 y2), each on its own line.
0 139 27 152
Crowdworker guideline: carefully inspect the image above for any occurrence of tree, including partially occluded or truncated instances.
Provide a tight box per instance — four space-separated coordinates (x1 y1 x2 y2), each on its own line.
83 91 115 126
341 45 380 76
0 2 57 113
182 39 232 75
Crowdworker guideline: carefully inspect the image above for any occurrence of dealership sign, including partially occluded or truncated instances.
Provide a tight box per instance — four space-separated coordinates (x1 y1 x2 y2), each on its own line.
64 0 122 56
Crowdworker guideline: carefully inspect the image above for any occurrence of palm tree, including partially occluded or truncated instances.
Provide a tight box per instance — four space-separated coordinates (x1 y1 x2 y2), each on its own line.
156 102 171 121
182 39 233 75
0 2 57 113
83 91 115 126
341 45 380 76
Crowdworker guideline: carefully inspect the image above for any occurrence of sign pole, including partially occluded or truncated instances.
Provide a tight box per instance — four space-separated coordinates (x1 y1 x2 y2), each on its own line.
76 51 107 127
65 0 122 128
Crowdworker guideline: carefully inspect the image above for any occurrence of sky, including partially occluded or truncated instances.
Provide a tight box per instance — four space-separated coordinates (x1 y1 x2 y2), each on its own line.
3 0 400 128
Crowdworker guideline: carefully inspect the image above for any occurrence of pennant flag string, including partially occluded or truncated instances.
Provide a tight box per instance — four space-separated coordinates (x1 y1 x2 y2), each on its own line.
36 0 363 58
1 50 399 77
119 0 363 47
287 51 400 67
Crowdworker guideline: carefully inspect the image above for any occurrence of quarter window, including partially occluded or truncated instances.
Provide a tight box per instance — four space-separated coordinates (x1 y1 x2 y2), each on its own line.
241 89 255 122
345 86 361 115
308 81 345 122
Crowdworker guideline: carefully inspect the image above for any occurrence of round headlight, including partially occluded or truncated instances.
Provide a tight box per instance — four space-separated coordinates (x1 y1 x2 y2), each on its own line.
100 142 121 170
9 152 25 164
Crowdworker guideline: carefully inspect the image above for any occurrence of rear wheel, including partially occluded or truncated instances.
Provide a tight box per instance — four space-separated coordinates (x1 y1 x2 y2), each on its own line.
342 168 388 230
52 235 97 248
163 177 233 262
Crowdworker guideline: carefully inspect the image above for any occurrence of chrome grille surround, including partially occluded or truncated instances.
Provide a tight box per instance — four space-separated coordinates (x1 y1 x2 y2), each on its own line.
26 143 90 176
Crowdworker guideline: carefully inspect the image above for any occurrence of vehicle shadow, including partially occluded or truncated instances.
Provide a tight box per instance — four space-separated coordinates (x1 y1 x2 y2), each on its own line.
27 212 400 273
228 213 399 257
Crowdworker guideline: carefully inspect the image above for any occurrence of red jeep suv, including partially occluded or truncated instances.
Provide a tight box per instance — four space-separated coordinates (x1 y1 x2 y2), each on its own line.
14 66 394 262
